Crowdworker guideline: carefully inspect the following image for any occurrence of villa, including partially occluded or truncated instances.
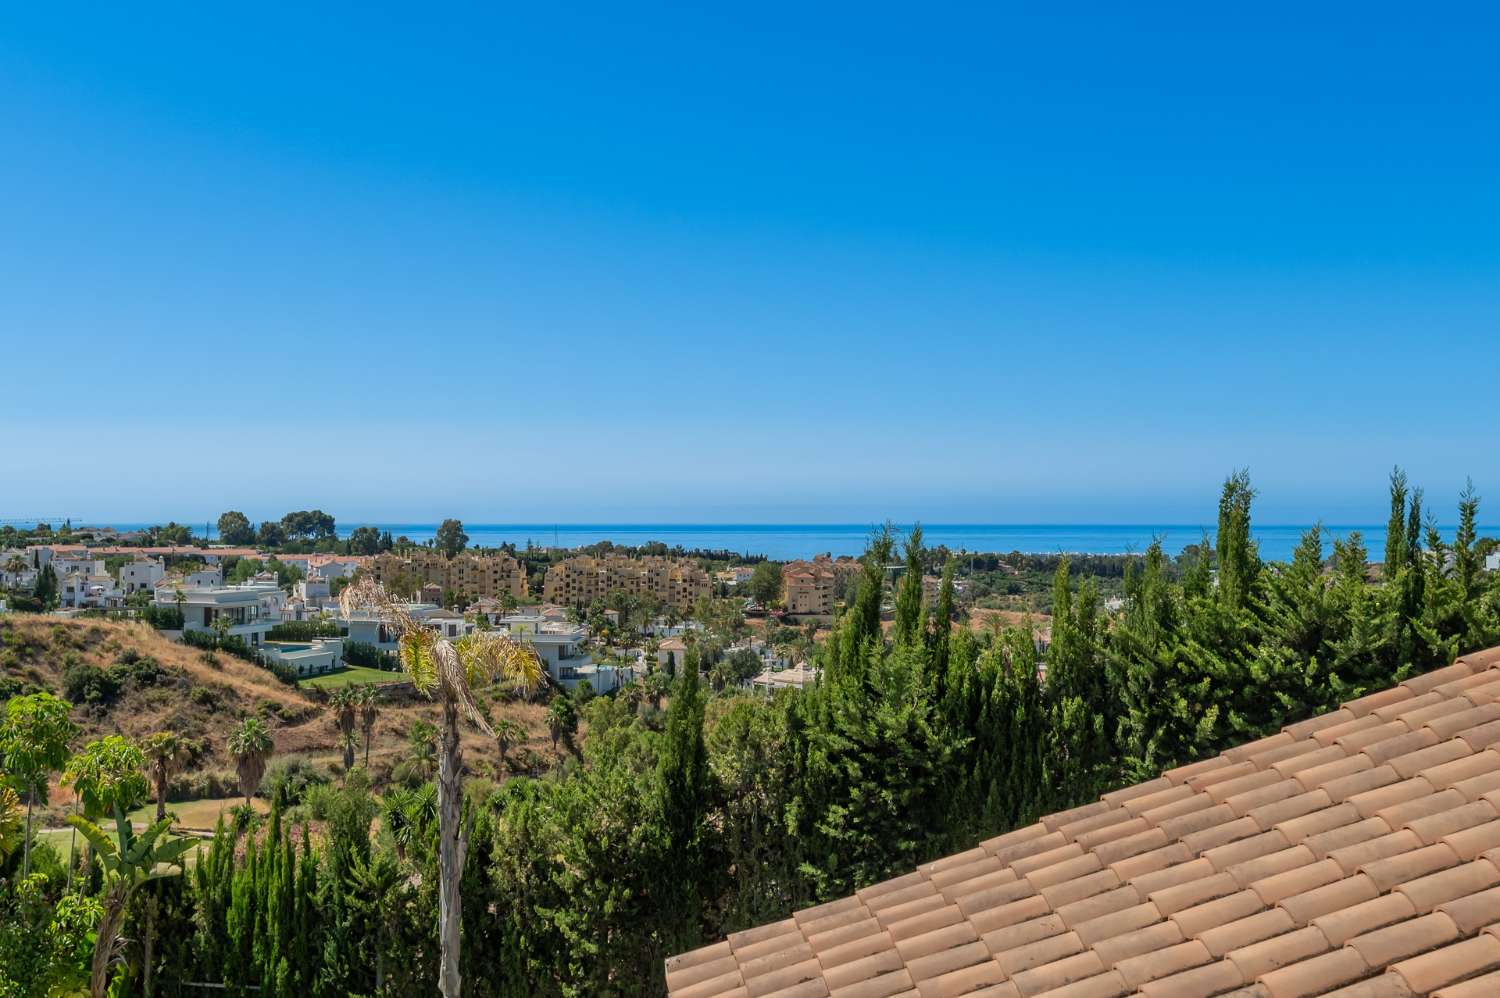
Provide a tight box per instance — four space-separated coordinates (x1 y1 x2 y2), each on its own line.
155 580 281 648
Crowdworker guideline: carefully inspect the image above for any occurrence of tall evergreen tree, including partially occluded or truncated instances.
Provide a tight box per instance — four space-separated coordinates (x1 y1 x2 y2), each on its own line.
892 526 925 647
1385 466 1409 578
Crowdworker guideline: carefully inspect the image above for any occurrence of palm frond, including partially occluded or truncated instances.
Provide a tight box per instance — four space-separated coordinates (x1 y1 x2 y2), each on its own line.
432 639 493 735
399 630 440 692
456 631 544 691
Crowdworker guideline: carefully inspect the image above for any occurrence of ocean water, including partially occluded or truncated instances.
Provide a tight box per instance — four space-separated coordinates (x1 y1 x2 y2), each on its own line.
331 523 1427 561
42 521 1491 562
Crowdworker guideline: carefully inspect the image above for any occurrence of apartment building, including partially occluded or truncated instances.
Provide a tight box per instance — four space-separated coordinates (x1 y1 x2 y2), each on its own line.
543 555 710 611
368 550 527 601
781 555 862 616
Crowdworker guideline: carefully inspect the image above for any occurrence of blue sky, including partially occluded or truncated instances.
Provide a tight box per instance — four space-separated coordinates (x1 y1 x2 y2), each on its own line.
3 3 1498 524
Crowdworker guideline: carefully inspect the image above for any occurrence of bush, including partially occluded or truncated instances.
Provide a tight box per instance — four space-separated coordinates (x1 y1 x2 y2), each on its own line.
113 649 166 686
267 620 341 641
140 605 184 629
262 756 332 807
189 686 223 712
342 640 397 671
60 660 123 706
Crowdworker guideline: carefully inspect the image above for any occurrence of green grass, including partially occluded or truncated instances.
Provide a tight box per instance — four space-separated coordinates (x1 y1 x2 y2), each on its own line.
300 666 406 689
32 797 268 868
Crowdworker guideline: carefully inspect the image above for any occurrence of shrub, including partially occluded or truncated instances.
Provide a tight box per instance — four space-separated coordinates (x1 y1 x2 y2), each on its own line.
140 605 184 629
189 686 223 712
267 620 341 640
60 660 123 705
342 640 397 671
263 756 332 807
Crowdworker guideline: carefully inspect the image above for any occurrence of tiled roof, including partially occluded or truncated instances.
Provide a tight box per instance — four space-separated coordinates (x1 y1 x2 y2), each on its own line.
666 646 1500 998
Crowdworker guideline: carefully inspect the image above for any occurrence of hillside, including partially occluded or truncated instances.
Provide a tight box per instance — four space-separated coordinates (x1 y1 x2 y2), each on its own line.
0 614 566 825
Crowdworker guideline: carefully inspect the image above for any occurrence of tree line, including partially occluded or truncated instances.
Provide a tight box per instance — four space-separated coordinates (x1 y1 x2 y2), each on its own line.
4 470 1500 995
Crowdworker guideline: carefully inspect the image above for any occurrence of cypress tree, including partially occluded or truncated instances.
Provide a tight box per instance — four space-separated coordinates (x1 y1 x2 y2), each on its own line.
658 660 713 953
1385 466 1408 578
893 525 925 647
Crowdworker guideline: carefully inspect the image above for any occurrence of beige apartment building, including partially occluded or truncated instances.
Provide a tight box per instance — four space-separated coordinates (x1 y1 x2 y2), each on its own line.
543 555 710 611
782 555 862 616
369 550 527 601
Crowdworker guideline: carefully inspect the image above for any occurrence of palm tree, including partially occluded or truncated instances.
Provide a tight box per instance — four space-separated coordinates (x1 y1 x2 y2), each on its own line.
341 578 542 998
356 684 381 767
643 670 671 711
141 731 191 823
227 717 273 806
546 696 577 754
493 718 526 772
329 687 358 769
394 720 438 785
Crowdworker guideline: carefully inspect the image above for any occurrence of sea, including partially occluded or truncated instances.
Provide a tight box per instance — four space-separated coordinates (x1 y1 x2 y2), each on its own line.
55 522 1490 562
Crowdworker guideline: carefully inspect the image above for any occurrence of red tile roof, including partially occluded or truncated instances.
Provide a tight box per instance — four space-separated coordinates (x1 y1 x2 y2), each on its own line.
666 646 1500 998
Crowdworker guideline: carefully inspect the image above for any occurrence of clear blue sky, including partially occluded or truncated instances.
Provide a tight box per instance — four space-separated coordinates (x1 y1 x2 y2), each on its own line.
4 3 1497 525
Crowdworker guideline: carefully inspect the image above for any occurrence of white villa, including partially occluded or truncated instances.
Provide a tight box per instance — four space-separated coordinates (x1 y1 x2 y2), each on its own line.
119 558 165 595
154 579 283 648
495 612 633 693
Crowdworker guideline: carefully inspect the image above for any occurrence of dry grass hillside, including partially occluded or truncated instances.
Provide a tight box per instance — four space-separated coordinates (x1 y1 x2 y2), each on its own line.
0 614 570 823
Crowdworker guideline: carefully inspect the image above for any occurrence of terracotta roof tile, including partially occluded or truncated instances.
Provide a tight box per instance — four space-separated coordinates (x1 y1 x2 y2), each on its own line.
1431 968 1500 998
1301 817 1392 860
1255 946 1369 998
991 932 1084 977
1320 766 1401 804
1198 909 1296 958
1052 888 1139 932
1224 925 1331 979
1275 802 1362 844
1344 686 1415 718
1168 889 1264 939
1069 901 1160 947
1276 873 1381 927
920 970 1013 998
1457 719 1500 752
1111 939 1211 988
1317 973 1415 998
1434 884 1500 934
1395 858 1500 913
1134 958 1244 998
669 648 1500 998
1312 893 1418 946
969 895 1051 936
1344 910 1460 967
1357 842 1460 892
1007 951 1105 996
1417 748 1500 789
1284 708 1356 740
1441 819 1500 861
1086 919 1181 968
1460 677 1500 706
1030 970 1129 998
1248 857 1344 905
1403 663 1475 695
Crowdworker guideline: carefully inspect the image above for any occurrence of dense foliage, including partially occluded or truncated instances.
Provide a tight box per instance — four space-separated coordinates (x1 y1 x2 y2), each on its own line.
5 473 1500 995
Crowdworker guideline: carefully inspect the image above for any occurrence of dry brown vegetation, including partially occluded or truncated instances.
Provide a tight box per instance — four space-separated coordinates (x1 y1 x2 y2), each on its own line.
0 614 573 821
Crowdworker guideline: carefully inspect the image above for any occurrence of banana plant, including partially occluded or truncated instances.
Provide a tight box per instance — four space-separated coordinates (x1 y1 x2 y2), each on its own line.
66 803 196 998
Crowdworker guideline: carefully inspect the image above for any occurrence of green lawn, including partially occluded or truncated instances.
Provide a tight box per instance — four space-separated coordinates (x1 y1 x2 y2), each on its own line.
32 797 267 867
300 666 406 689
